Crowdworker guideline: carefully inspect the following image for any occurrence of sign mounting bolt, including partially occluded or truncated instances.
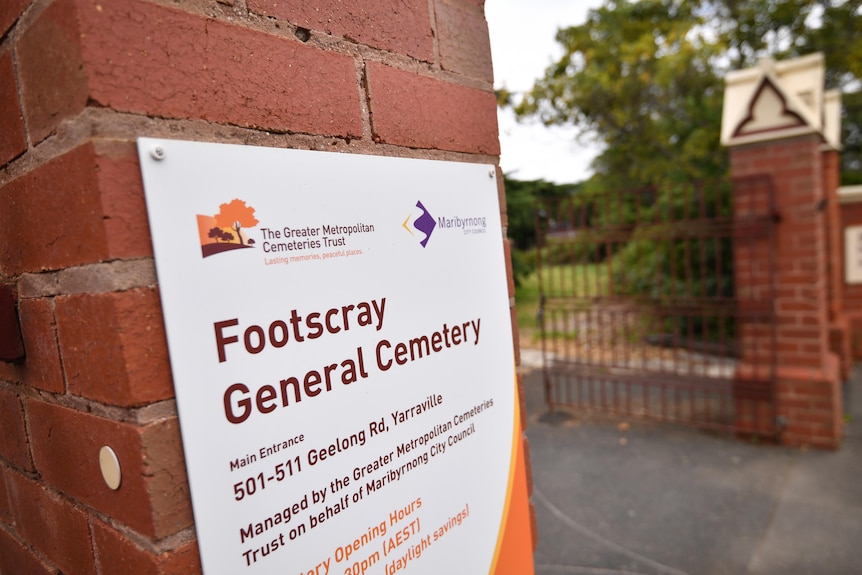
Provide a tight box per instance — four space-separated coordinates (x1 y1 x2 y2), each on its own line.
99 446 122 490
488 168 495 178
150 145 166 161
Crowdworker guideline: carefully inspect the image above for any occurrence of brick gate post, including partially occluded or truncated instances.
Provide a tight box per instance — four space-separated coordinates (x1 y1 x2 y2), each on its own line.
722 54 844 448
0 1 526 571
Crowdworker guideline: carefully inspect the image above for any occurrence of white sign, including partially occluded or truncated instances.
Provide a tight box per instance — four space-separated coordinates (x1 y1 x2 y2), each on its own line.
847 226 862 284
137 139 532 575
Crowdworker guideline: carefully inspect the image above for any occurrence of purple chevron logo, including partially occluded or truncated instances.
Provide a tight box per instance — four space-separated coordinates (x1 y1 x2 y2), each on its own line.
402 201 437 248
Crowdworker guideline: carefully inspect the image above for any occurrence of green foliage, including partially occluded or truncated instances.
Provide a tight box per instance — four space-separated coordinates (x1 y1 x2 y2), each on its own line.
842 89 862 184
514 263 606 342
513 0 862 188
611 235 733 300
514 261 541 336
509 247 535 289
707 0 862 186
504 174 580 286
510 2 862 345
505 175 579 250
516 0 727 189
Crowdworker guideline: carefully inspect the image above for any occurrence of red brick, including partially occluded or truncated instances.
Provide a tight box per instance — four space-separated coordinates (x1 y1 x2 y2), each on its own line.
140 416 193 538
160 541 203 575
503 238 515 298
0 527 60 575
91 521 163 575
5 470 95 575
94 140 154 261
26 401 159 533
783 382 833 399
794 410 834 425
800 343 826 354
0 361 16 385
0 387 32 470
796 315 822 327
18 298 64 393
0 284 24 363
29 401 192 538
798 288 819 300
0 466 11 524
436 0 493 82
0 145 104 274
76 0 361 138
247 0 433 62
0 50 27 166
0 141 153 275
779 397 813 410
510 305 520 368
777 300 817 312
0 0 30 40
778 327 821 340
93 522 201 575
516 371 526 429
780 354 821 368
16 0 89 144
496 163 506 209
522 435 533 494
368 62 499 154
56 288 173 406
782 422 816 438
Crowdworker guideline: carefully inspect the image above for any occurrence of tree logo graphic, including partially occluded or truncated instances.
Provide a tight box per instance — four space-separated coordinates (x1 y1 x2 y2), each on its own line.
402 200 436 248
196 199 259 258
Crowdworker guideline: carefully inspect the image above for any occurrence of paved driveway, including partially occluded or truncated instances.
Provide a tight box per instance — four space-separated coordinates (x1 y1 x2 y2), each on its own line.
522 362 862 575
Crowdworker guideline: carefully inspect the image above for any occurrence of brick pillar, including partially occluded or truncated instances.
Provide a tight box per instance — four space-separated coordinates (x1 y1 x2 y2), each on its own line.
730 136 843 448
1 0 528 572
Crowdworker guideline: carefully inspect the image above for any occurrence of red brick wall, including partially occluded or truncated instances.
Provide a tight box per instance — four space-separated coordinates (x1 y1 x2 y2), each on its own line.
730 136 843 448
731 136 830 368
0 1 523 572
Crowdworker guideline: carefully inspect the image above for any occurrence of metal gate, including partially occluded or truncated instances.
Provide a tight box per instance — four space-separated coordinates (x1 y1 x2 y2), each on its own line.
536 176 778 437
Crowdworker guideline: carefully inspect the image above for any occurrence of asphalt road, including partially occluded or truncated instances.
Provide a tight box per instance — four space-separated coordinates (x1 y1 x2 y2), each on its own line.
522 361 862 575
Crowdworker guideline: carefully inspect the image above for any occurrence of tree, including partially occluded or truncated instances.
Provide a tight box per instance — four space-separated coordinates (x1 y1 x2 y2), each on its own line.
208 226 238 243
515 1 726 190
843 90 862 184
504 175 580 285
513 0 862 188
510 0 862 324
506 176 580 250
208 227 223 242
215 199 259 245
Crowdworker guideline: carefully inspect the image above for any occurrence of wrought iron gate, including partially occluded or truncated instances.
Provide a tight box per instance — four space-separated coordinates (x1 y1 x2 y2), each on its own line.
536 177 778 437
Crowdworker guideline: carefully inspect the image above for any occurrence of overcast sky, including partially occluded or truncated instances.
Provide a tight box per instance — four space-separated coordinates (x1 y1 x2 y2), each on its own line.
485 0 605 184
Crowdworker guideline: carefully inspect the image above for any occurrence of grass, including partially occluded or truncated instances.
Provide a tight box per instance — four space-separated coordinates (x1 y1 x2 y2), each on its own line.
515 260 609 346
515 266 542 333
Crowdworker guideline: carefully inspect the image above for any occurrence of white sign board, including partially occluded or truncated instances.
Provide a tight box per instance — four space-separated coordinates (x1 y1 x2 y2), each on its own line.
137 139 532 575
846 225 862 284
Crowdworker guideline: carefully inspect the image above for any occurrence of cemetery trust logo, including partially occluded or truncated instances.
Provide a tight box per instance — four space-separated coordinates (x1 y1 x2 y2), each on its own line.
197 199 259 258
402 200 436 248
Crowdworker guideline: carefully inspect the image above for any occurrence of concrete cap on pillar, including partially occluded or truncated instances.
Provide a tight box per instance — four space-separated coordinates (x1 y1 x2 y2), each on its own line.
721 52 841 150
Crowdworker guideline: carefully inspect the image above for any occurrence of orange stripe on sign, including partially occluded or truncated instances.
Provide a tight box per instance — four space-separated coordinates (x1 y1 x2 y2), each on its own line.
489 370 534 575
